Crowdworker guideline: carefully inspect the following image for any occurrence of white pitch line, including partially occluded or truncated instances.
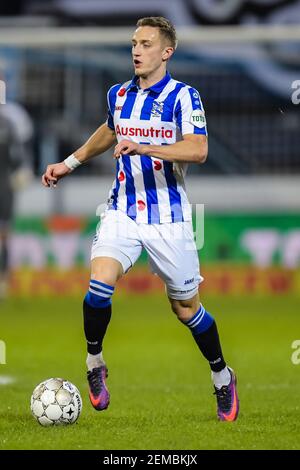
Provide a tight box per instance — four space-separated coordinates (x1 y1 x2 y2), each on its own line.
0 376 16 385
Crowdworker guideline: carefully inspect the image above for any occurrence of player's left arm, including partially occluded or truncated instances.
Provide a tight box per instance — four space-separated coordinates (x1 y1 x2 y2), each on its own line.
114 134 208 163
114 134 207 164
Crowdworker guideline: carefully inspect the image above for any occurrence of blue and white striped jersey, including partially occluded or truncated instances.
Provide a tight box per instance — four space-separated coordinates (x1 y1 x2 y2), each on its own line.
106 72 207 224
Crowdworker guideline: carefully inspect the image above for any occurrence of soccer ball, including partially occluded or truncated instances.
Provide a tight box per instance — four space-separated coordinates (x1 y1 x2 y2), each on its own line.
30 378 82 426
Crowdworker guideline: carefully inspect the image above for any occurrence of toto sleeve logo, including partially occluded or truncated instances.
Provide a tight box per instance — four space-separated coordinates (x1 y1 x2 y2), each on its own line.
190 109 206 128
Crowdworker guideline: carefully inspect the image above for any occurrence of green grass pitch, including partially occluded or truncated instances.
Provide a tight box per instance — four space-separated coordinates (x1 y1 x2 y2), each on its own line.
0 292 299 450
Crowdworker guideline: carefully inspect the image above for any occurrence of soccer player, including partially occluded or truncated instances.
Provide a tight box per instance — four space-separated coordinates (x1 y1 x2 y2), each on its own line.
0 102 33 299
42 17 239 421
0 108 14 299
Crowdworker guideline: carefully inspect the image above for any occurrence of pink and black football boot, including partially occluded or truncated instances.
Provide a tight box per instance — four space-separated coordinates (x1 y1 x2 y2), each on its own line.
87 366 110 411
213 367 239 422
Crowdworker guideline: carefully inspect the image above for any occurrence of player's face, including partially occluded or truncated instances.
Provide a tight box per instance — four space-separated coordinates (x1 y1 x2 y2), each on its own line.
131 26 171 78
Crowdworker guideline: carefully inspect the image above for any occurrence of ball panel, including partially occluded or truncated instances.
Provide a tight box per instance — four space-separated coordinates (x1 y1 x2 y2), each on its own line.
45 378 63 391
62 403 76 423
38 416 54 427
62 381 77 394
56 389 72 406
32 383 46 399
40 389 56 406
72 392 83 422
59 418 72 425
45 404 63 421
54 419 67 426
31 399 44 418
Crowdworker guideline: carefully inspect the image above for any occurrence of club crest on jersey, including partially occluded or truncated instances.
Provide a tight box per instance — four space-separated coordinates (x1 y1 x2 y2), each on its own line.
190 109 206 129
151 100 164 117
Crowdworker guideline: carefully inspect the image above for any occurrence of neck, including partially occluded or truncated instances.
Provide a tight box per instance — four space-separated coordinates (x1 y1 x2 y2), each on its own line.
139 66 167 90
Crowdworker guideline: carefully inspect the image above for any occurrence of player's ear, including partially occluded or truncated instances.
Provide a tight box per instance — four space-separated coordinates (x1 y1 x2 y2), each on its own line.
162 46 174 62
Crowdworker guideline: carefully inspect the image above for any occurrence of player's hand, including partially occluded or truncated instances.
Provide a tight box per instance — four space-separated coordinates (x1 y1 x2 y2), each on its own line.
113 140 142 159
41 162 72 188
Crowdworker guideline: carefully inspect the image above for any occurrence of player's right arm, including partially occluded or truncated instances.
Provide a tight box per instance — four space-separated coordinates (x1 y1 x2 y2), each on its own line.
41 123 116 187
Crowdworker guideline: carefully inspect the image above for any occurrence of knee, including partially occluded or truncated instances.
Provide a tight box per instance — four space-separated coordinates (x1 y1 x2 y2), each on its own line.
85 257 122 308
170 298 197 323
91 257 123 285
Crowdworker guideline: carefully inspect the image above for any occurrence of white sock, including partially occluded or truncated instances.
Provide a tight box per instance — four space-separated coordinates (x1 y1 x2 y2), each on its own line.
212 366 231 389
86 351 106 371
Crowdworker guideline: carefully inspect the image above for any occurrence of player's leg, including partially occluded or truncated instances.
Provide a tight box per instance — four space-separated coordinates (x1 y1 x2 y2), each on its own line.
84 256 123 369
142 220 239 421
168 294 239 422
84 256 123 411
85 210 142 410
169 293 227 376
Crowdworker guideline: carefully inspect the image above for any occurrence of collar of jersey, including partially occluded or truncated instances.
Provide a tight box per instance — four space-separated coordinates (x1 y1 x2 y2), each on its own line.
126 71 171 93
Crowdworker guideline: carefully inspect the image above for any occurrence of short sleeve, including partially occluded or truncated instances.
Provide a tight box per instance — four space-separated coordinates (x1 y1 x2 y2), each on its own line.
106 84 121 131
175 87 207 136
106 109 114 131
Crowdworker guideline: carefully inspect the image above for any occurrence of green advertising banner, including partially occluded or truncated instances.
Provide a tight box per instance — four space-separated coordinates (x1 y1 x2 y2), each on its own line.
11 212 300 267
7 212 300 296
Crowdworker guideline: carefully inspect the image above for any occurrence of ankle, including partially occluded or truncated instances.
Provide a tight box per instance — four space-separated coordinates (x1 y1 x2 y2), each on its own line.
86 352 106 371
212 366 231 389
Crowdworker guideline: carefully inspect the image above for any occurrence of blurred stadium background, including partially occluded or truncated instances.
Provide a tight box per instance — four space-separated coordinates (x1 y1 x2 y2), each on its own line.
0 0 300 297
0 0 300 450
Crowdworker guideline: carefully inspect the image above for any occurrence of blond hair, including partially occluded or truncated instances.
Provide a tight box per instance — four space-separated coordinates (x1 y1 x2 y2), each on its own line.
136 16 177 49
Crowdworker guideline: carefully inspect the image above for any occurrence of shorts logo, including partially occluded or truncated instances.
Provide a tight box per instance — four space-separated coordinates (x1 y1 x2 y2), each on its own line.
190 109 206 129
209 357 222 365
184 277 194 285
174 286 196 294
92 234 99 245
